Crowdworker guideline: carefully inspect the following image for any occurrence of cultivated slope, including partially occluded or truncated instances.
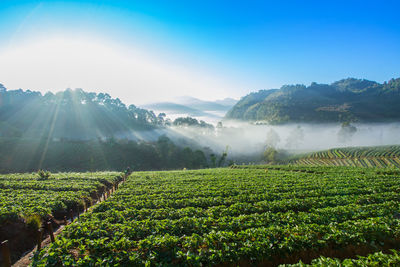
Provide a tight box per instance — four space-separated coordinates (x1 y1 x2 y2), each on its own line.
294 145 400 168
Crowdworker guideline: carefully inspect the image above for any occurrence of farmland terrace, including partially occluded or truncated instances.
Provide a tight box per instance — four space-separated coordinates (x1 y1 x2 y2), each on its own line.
2 166 395 266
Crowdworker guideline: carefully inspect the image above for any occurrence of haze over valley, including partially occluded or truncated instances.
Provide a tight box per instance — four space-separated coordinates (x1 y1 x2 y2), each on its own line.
1 76 400 172
2 2 400 266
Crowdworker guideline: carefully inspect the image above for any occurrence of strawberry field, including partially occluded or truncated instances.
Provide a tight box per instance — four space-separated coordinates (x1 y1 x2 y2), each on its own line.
0 172 121 223
284 249 400 266
0 172 122 263
30 166 400 266
295 145 400 168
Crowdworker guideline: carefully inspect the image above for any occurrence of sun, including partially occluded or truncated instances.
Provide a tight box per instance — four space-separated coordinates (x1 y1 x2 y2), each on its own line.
0 36 231 104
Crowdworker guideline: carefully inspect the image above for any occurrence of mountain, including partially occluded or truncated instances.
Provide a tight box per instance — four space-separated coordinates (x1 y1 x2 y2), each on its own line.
175 96 237 111
226 78 400 124
214 98 238 107
142 97 238 122
0 85 164 140
142 102 217 118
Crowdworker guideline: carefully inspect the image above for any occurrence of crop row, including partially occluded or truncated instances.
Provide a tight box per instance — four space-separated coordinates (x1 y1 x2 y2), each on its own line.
284 249 400 266
296 146 400 168
0 172 122 263
0 172 121 223
308 146 400 159
32 167 400 266
297 157 400 168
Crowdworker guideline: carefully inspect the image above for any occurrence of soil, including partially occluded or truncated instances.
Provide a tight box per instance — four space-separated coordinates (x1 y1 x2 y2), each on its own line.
8 176 126 267
0 220 36 264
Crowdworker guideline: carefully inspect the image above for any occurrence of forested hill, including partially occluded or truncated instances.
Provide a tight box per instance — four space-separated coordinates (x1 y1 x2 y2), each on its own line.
0 85 165 139
226 78 400 124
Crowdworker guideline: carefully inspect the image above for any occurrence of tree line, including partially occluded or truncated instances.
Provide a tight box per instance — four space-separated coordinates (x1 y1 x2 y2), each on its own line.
0 135 213 173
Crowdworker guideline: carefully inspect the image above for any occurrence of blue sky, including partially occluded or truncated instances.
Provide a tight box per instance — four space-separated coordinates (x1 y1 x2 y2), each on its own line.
0 0 399 104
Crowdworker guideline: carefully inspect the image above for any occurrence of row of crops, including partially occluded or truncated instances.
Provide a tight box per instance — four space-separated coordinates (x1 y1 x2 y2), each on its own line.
295 145 400 168
0 172 122 263
309 145 400 158
285 249 400 266
31 166 400 266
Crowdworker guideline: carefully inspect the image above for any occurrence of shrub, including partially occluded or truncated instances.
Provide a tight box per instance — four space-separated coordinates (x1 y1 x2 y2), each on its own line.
37 170 51 180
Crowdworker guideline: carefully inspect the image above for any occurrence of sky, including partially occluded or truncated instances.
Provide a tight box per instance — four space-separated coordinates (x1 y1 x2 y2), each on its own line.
0 0 399 105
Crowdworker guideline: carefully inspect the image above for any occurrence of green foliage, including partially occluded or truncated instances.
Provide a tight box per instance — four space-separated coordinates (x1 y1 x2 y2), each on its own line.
296 145 400 168
24 214 41 231
37 169 51 180
0 172 123 263
0 87 162 141
284 249 400 266
210 154 217 168
0 172 120 225
0 136 210 173
264 146 278 162
217 151 227 167
217 147 229 167
173 116 214 129
226 77 400 123
31 166 400 266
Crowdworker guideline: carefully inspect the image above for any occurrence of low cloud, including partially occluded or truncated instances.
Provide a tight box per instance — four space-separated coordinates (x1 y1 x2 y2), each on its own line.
165 121 400 156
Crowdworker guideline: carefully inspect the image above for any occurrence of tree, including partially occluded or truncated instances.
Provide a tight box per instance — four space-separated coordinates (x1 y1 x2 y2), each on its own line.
157 113 166 125
285 125 304 149
193 150 208 168
264 129 280 163
210 154 217 168
217 146 229 167
0 83 6 92
173 117 199 127
182 147 194 169
263 147 278 163
338 122 357 143
156 135 173 167
265 129 280 148
43 92 55 104
172 117 213 129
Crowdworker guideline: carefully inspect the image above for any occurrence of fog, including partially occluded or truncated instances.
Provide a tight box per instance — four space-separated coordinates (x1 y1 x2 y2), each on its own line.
165 121 400 156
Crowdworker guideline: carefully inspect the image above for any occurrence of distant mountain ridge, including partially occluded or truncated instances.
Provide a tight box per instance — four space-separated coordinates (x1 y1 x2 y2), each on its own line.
142 96 238 120
226 78 400 124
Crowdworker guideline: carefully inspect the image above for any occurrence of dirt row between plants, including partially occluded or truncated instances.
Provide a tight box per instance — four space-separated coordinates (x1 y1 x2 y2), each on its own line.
11 175 128 267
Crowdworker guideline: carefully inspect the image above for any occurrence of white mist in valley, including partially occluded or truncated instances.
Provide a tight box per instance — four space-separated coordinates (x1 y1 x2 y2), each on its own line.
166 121 400 156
